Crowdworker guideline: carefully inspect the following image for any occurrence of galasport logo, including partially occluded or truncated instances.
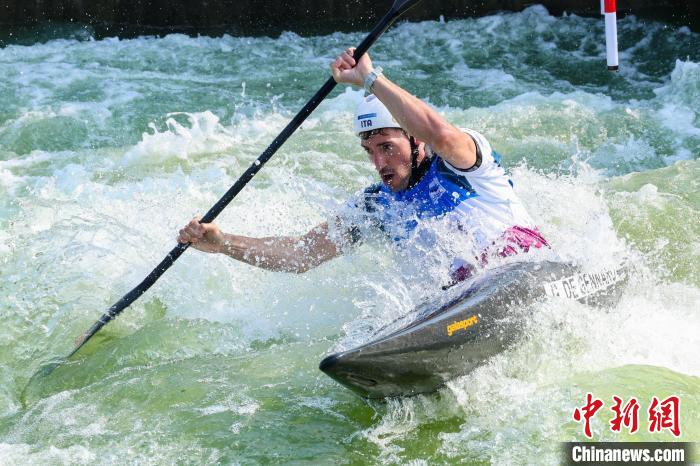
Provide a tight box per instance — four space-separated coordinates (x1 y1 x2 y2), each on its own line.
572 393 682 438
446 314 479 337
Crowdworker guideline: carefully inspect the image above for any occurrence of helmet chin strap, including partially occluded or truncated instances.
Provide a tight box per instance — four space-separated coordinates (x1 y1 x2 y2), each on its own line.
407 136 428 189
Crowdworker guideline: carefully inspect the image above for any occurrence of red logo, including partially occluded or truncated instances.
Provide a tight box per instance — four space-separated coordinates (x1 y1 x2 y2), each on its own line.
648 395 681 437
573 394 682 438
573 393 604 438
610 396 640 434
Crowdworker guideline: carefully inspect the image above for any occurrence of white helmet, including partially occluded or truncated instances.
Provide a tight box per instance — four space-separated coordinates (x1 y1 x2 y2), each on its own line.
353 94 401 136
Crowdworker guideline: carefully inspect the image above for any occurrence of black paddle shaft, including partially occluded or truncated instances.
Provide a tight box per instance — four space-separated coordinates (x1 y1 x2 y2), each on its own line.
70 0 422 357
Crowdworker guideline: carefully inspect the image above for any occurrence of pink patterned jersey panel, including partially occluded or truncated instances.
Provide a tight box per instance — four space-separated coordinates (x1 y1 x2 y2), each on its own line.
497 226 549 257
449 226 549 284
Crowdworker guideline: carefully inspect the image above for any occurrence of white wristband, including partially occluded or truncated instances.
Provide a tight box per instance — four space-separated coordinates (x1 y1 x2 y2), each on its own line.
363 66 383 94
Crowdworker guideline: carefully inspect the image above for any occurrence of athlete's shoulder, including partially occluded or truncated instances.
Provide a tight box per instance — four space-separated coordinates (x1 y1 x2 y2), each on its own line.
440 128 506 176
456 128 493 154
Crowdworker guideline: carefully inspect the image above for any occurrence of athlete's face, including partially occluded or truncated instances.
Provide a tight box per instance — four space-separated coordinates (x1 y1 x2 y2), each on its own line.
360 128 414 192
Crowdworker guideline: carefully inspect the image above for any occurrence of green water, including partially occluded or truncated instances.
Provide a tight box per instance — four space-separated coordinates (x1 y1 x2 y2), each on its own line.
1 6 698 464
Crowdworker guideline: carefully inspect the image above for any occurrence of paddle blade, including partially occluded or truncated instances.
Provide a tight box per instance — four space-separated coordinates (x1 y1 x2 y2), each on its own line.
68 319 106 357
19 356 68 407
74 332 88 349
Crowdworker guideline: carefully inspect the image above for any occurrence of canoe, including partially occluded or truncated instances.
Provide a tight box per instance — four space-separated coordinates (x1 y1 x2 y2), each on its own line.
319 260 628 398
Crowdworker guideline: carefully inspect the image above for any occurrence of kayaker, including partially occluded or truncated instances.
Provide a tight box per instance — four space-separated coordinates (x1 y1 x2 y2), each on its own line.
177 48 548 283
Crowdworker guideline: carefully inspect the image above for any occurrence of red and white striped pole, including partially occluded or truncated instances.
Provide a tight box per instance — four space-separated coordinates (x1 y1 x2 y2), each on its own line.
602 0 619 70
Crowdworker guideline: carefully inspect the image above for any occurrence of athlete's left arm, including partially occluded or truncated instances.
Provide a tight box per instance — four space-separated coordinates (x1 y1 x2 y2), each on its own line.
371 76 477 170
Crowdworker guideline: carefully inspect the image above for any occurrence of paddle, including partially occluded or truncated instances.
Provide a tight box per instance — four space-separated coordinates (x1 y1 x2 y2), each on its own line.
66 0 422 359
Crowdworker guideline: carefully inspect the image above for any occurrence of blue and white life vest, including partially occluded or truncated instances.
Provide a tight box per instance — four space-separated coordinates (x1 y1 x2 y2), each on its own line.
347 129 535 254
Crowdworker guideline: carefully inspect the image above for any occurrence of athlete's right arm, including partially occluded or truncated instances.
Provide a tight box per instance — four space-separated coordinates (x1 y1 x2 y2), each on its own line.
177 218 343 273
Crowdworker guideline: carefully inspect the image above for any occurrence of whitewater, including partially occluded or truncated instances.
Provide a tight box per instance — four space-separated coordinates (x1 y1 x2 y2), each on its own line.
0 6 698 464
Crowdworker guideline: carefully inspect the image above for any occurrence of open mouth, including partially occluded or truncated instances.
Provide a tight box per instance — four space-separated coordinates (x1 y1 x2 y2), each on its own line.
381 173 394 185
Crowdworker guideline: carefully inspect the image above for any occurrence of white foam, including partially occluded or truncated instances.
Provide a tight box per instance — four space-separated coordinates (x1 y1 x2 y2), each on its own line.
121 111 237 166
0 443 97 465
